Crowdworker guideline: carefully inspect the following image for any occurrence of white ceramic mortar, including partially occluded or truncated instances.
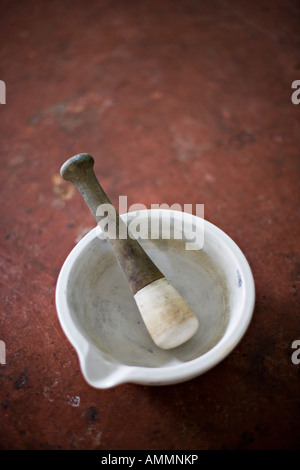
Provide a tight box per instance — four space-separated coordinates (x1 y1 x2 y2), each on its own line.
56 210 255 388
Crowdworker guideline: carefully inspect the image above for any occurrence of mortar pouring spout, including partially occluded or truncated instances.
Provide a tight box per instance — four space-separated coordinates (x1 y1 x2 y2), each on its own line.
81 345 132 389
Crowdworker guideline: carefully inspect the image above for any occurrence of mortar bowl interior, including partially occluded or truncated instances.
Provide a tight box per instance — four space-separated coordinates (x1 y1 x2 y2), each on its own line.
56 210 255 388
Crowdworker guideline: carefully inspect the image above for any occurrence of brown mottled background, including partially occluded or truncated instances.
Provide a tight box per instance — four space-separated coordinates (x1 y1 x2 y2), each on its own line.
0 0 299 450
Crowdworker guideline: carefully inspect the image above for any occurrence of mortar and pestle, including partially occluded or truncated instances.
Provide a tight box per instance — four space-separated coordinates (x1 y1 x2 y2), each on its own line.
56 154 255 388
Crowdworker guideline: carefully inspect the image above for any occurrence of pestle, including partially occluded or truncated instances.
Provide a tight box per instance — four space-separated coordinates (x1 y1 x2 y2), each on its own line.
60 153 199 349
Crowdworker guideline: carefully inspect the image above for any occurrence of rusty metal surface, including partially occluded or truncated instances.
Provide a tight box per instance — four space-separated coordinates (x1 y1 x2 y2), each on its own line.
0 0 299 450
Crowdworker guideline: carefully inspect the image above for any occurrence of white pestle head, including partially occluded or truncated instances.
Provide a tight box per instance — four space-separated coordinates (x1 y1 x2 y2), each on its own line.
134 278 199 350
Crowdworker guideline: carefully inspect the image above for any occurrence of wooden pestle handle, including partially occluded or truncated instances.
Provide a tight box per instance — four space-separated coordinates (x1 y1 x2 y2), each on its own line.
61 153 199 350
60 153 164 294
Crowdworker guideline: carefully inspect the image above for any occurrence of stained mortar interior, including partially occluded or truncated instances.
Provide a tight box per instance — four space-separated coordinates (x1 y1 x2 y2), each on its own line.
67 229 230 368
